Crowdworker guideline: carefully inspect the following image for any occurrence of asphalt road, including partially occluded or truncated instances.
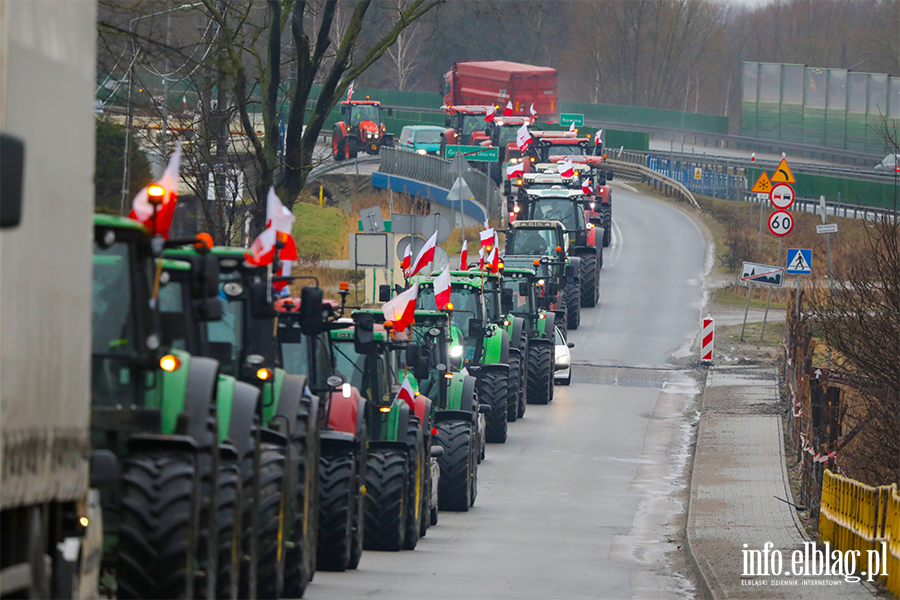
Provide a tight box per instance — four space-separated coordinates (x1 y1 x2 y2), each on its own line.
306 186 709 599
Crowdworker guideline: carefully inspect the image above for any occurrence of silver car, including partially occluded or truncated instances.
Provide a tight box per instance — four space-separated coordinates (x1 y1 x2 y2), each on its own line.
874 154 900 172
554 326 574 385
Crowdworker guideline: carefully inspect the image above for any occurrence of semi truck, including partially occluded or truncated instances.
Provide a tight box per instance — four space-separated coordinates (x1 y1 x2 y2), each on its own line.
0 1 101 597
441 61 558 122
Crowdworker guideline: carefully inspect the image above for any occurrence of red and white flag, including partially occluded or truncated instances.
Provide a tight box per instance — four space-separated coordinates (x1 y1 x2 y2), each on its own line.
750 152 756 162
516 124 533 152
502 101 513 116
246 225 277 266
484 107 495 123
568 121 576 132
346 81 355 102
459 240 468 270
266 187 297 281
478 247 485 270
400 244 412 274
130 141 182 238
506 163 524 180
581 178 593 194
480 227 495 249
486 245 499 273
434 265 451 309
595 129 603 146
557 160 575 178
182 95 188 110
382 283 418 333
529 103 537 117
395 372 416 409
409 231 438 277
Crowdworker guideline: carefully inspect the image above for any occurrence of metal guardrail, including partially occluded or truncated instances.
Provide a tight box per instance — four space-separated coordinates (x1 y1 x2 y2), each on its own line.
306 155 381 182
378 147 500 218
605 157 699 208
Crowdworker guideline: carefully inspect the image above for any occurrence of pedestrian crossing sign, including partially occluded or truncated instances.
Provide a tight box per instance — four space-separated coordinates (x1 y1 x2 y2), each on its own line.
786 248 811 274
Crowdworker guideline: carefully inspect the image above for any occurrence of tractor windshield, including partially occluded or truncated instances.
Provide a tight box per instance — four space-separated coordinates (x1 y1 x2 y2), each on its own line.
501 277 532 315
207 281 243 376
158 279 188 351
410 323 447 401
497 125 519 147
92 243 136 357
530 199 584 231
416 285 482 335
462 115 484 136
279 325 332 393
350 105 380 125
546 144 584 157
508 228 559 256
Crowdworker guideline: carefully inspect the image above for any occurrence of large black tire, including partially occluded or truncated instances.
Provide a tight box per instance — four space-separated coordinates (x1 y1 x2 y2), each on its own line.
347 440 366 570
238 445 285 600
316 449 356 571
202 460 239 599
565 281 581 329
403 422 424 550
479 368 509 443
580 255 598 308
434 420 475 511
363 447 408 551
602 211 612 247
117 451 200 600
556 296 568 340
333 129 346 161
506 349 521 422
283 426 319 599
527 342 553 405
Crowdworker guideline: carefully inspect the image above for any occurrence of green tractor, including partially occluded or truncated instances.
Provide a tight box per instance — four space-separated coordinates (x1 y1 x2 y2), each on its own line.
498 266 559 405
275 293 367 572
162 246 322 599
408 310 486 511
503 219 581 335
329 312 437 551
91 216 240 599
412 272 513 444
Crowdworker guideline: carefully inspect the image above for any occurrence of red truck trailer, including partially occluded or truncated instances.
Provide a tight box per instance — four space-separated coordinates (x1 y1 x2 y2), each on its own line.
441 61 558 122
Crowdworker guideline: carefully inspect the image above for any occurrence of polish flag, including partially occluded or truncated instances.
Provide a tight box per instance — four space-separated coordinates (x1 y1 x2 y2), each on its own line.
502 101 513 116
486 245 499 273
130 141 182 238
382 283 418 333
182 95 188 110
751 152 756 162
581 178 593 194
434 265 451 309
480 227 495 249
409 231 438 277
529 103 537 117
478 247 485 270
595 129 603 146
459 240 468 270
568 121 576 132
506 163 524 180
246 225 277 266
395 372 416 409
557 160 575 177
516 124 533 152
346 81 355 102
484 107 495 123
400 244 412 274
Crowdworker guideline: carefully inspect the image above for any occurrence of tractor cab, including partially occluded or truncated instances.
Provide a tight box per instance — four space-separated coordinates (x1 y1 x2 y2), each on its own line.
333 99 394 160
443 105 493 146
342 100 382 128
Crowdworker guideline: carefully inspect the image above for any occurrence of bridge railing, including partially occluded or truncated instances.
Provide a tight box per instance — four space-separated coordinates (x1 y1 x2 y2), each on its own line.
379 147 500 218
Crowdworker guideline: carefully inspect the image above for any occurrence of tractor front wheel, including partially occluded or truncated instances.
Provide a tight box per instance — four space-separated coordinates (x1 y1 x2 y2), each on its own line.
527 343 553 405
580 254 598 307
363 447 408 551
238 445 285 600
316 448 356 571
434 420 475 511
565 281 581 329
403 421 424 550
506 349 521 422
333 129 346 161
479 368 509 443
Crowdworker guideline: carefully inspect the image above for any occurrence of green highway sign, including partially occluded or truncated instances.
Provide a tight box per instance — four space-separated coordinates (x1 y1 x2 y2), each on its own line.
445 145 500 162
559 113 584 127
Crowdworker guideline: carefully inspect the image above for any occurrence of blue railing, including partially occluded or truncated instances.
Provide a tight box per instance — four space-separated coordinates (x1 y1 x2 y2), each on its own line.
645 155 743 200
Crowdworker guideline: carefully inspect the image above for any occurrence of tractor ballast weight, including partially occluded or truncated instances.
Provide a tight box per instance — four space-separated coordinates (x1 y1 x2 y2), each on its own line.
332 100 394 161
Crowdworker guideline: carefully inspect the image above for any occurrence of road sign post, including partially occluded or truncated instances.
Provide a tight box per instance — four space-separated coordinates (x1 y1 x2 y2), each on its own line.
818 196 835 367
740 261 784 341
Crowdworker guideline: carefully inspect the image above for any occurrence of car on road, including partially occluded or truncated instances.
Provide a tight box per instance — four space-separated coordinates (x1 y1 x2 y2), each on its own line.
554 326 574 385
399 125 445 155
874 154 900 172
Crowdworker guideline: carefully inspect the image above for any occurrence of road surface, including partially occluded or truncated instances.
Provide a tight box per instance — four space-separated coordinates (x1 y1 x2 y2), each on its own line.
306 185 710 599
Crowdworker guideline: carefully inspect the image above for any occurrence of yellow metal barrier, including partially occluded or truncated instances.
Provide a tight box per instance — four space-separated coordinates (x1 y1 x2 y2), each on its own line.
819 469 900 594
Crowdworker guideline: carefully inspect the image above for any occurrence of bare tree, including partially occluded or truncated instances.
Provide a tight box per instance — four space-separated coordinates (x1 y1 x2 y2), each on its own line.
385 0 425 90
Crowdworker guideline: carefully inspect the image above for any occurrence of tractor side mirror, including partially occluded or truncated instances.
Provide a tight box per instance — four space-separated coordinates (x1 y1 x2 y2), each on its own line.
299 285 324 335
504 180 512 195
597 172 607 186
467 318 484 338
0 134 25 229
607 170 614 181
444 117 451 127
500 289 514 312
519 281 530 296
565 263 576 278
547 281 559 296
379 284 392 302
249 279 278 319
407 342 431 381
484 127 491 136
478 403 492 414
590 216 603 225
387 108 393 117
192 254 220 299
353 312 376 355
192 297 222 322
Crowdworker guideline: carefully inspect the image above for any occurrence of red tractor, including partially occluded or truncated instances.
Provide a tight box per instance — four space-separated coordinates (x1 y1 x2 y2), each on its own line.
442 105 493 146
332 99 394 161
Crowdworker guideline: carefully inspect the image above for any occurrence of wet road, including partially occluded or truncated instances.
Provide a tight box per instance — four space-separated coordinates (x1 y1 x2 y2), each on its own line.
307 186 709 599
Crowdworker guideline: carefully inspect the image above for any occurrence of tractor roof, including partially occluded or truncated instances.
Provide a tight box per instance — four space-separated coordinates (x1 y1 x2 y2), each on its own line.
501 267 536 276
547 155 606 165
159 258 190 271
493 117 531 126
540 137 590 145
525 189 586 200
94 214 146 232
444 105 489 115
342 100 381 106
509 219 566 230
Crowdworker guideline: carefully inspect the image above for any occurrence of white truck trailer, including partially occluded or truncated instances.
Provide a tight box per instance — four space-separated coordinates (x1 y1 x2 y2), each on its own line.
0 1 100 597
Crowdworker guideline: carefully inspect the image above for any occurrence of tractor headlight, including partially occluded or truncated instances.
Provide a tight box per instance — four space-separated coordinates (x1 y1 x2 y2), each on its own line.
449 345 464 358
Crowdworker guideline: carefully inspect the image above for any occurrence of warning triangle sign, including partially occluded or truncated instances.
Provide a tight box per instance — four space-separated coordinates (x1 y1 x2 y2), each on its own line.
771 158 796 183
788 252 809 271
750 171 772 193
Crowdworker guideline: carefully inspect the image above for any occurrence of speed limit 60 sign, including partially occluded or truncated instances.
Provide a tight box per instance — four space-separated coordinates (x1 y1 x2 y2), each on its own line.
768 210 794 236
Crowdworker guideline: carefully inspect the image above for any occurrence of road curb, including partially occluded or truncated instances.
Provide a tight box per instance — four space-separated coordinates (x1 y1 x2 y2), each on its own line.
684 364 716 600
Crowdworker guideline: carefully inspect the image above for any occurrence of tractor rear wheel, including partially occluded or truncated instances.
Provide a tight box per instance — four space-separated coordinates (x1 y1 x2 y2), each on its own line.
565 281 581 329
283 413 320 598
556 296 568 339
363 447 408 551
200 458 240 599
479 368 509 443
434 420 474 511
580 255 598 307
238 445 285 600
333 129 346 161
316 448 356 571
347 440 366 570
117 451 199 600
527 343 552 405
506 349 520 422
403 421 424 550
602 211 612 247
